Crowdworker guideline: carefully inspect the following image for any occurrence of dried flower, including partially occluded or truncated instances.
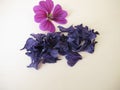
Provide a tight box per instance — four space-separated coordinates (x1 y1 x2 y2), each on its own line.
22 24 99 69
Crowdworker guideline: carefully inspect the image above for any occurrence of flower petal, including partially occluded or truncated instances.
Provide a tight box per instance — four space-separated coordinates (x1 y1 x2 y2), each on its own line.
26 52 41 70
33 5 42 13
40 20 55 32
33 5 47 23
53 4 67 17
34 13 47 23
42 53 59 63
21 38 38 51
53 4 67 24
85 40 97 53
65 52 82 67
31 33 46 42
54 18 67 24
50 49 58 58
39 0 54 14
58 25 74 32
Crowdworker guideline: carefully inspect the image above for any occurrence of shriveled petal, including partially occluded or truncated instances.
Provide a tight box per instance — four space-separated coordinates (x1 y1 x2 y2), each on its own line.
40 20 55 32
21 38 38 51
53 4 67 24
50 49 58 58
39 0 54 14
66 52 82 67
89 30 99 40
26 52 41 69
54 40 69 55
42 53 58 63
31 33 46 42
58 25 74 32
85 41 97 53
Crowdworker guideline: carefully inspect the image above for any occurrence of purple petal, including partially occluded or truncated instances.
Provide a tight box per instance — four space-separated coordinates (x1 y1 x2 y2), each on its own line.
26 52 41 70
34 12 47 23
39 0 54 14
58 25 74 32
50 49 58 58
40 20 55 32
85 41 97 53
53 5 67 17
66 52 82 67
54 18 67 24
34 15 46 23
31 33 46 42
21 38 38 51
42 53 58 63
33 5 42 13
53 4 67 24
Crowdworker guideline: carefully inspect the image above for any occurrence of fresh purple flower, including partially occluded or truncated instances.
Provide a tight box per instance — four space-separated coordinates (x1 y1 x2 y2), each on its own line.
33 0 68 32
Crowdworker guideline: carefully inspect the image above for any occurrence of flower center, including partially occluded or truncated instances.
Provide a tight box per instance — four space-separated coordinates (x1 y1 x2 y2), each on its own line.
48 14 54 20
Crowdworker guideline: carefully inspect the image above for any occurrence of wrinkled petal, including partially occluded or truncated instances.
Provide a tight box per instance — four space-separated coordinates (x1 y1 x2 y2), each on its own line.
21 38 38 51
40 20 55 32
53 4 67 24
39 0 54 14
34 11 47 23
31 33 46 42
66 52 82 66
27 53 41 69
54 41 69 55
27 60 40 70
42 53 58 63
58 25 74 32
50 49 58 58
88 30 99 40
25 50 42 69
85 41 97 53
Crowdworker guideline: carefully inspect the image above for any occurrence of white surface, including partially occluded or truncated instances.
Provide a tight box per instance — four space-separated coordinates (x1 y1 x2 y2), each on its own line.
0 0 120 90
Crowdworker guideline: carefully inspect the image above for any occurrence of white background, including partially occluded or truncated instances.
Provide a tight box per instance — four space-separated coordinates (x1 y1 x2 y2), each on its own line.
0 0 120 90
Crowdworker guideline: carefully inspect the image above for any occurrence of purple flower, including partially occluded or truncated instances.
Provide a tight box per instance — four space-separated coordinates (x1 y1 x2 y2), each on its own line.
22 24 99 70
33 0 68 32
58 24 99 53
66 52 82 66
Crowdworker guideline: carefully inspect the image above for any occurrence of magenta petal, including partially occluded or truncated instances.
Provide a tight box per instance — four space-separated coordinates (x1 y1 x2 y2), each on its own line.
34 14 47 23
34 9 47 23
54 18 67 24
53 5 67 17
53 4 67 24
40 20 55 32
33 5 42 13
39 0 54 14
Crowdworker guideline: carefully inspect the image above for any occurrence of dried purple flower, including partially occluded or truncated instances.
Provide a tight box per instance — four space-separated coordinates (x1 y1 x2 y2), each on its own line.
33 0 68 32
22 24 99 69
58 24 99 53
66 52 82 66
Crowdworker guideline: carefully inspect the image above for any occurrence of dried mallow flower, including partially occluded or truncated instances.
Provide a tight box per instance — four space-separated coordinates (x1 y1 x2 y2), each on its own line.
22 24 99 69
66 52 82 67
34 0 68 32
